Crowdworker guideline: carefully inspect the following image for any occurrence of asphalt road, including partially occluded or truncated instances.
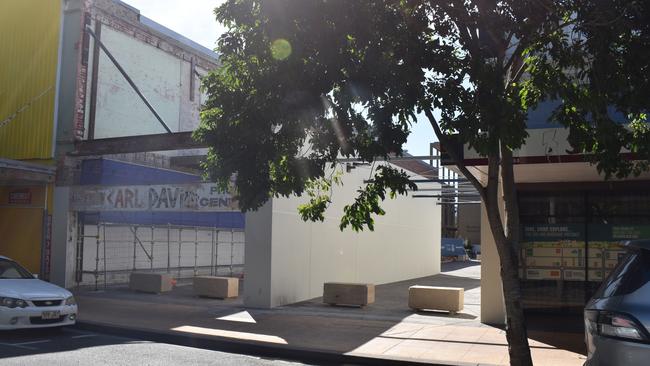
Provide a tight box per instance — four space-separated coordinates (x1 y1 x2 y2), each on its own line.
0 327 310 366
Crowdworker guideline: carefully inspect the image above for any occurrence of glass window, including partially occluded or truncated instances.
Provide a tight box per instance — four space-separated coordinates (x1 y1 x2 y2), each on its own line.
0 259 33 279
520 193 585 225
594 249 650 298
590 191 650 224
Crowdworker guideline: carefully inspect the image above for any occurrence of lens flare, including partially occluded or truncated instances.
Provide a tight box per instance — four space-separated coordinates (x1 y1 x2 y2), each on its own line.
271 38 292 60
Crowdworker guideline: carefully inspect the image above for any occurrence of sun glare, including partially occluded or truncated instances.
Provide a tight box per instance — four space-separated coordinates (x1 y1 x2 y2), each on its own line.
271 38 292 60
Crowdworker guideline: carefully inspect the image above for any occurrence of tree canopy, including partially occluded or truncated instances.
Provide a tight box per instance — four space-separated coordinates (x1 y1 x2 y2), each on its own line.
196 1 650 364
197 0 650 225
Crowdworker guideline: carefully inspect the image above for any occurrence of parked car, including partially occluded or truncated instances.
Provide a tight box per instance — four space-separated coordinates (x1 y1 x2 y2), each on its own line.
584 240 650 365
0 256 77 329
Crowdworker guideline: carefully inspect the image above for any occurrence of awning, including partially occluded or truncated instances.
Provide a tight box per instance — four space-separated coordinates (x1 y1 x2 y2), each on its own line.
0 158 56 185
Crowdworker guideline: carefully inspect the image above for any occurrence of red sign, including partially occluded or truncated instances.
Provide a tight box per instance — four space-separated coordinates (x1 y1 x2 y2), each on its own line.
44 215 52 281
8 189 31 204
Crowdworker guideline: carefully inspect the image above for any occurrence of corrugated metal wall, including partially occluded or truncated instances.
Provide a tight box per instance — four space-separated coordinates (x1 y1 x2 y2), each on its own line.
0 0 62 159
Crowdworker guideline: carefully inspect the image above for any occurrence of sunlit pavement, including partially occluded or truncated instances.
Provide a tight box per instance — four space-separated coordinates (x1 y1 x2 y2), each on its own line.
73 262 586 366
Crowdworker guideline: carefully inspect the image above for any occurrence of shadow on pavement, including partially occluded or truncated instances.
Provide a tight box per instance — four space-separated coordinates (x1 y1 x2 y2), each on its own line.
525 311 587 355
0 327 133 359
0 261 585 365
440 260 481 273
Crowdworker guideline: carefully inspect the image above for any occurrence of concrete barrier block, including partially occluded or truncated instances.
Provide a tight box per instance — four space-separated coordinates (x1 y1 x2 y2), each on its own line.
129 272 173 294
323 282 375 306
408 285 464 314
193 276 239 299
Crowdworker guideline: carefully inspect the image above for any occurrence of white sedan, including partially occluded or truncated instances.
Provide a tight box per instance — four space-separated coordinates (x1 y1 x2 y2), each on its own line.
0 255 77 329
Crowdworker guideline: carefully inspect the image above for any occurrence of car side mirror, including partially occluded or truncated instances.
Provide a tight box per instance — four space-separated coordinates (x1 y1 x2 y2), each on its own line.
33 274 39 279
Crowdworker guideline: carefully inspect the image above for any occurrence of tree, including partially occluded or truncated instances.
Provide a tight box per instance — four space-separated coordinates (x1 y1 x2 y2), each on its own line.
196 1 650 364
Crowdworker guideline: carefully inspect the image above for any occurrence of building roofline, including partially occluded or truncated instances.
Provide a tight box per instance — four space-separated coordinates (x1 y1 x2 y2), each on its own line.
139 15 218 62
390 152 438 179
113 0 219 63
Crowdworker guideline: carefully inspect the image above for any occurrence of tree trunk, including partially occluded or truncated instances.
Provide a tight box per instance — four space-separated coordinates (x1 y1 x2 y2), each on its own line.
500 252 533 366
423 109 533 365
484 154 533 366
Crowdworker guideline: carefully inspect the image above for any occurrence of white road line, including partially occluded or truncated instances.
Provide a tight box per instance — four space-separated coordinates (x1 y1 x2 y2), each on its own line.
71 334 97 339
0 342 37 350
11 340 51 346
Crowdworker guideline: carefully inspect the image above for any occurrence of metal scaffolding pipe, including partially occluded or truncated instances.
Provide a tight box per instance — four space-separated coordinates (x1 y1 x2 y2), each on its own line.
178 228 182 278
76 221 244 287
167 224 171 273
95 222 100 291
230 229 234 276
132 226 137 270
150 226 155 271
103 224 107 289
194 227 198 276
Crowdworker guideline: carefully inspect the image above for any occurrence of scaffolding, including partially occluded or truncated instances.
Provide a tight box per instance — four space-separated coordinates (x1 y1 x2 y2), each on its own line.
75 222 244 290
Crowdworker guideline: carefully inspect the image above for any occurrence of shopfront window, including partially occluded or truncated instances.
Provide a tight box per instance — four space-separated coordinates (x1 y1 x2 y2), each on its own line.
520 193 585 224
518 189 650 312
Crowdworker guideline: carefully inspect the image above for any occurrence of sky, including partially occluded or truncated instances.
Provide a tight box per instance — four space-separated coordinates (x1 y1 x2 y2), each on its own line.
122 0 435 156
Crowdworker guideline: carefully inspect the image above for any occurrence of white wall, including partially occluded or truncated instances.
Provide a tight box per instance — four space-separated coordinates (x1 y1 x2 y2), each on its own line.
244 163 441 308
464 128 572 161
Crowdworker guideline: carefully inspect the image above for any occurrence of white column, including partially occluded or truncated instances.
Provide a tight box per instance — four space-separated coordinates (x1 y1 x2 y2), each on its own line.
480 201 507 325
242 201 274 308
50 187 76 288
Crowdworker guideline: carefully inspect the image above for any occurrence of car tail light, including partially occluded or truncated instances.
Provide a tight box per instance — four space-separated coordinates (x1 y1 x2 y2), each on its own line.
586 310 649 342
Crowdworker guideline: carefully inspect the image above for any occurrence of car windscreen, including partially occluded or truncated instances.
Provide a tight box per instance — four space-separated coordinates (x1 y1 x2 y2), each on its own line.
593 249 650 299
0 259 33 279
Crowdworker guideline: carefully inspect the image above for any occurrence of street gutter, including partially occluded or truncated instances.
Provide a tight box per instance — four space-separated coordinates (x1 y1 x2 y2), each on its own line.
76 321 457 366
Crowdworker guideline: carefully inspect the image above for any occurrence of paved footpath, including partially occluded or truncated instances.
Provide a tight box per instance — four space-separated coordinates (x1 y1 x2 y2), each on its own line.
75 262 587 366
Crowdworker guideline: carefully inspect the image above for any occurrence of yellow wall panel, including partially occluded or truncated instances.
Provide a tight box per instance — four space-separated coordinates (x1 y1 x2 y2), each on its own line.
0 207 43 274
0 0 62 159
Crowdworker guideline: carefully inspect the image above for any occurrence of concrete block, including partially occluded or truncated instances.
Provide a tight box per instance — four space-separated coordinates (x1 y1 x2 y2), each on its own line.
323 282 375 307
408 286 464 314
193 276 239 299
129 272 173 294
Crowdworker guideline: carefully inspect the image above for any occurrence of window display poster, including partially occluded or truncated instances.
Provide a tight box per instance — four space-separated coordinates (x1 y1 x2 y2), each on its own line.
587 225 650 281
521 224 650 282
521 224 585 281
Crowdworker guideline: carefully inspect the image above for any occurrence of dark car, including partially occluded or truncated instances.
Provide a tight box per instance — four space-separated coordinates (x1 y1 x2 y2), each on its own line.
584 240 650 365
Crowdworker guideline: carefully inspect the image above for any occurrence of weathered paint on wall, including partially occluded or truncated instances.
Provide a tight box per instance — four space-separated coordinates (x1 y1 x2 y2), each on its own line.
76 158 244 228
93 25 184 138
70 183 237 212
55 0 85 149
0 0 62 159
